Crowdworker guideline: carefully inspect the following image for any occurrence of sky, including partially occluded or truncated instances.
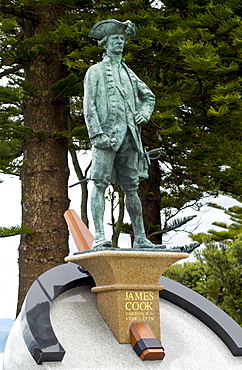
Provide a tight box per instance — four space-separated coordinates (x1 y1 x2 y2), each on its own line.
0 151 241 323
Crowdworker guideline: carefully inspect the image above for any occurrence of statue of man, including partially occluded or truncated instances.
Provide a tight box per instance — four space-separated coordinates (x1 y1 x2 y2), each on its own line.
84 19 163 250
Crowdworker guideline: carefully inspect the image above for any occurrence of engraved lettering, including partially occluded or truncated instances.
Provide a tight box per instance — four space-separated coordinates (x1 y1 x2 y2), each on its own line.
125 302 132 310
146 302 153 310
149 292 154 300
124 301 153 311
134 292 143 300
125 292 135 300
133 302 139 310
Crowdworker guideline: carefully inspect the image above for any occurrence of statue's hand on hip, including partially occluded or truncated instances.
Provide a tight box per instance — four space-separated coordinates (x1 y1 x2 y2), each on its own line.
135 113 147 125
91 133 111 149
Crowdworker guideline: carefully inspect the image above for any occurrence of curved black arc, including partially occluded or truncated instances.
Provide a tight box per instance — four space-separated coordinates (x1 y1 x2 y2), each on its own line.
20 263 94 364
159 276 242 356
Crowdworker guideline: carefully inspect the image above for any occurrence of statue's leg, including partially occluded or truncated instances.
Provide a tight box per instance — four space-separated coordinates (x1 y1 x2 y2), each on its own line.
125 190 165 249
91 181 107 241
125 190 151 245
116 129 165 248
125 190 145 238
115 131 149 247
89 146 116 249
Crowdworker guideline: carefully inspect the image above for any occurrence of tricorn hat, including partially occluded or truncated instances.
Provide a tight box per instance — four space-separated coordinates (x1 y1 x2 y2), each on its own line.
88 19 136 40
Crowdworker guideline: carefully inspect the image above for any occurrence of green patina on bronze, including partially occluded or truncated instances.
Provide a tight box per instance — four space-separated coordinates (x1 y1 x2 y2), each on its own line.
84 19 165 250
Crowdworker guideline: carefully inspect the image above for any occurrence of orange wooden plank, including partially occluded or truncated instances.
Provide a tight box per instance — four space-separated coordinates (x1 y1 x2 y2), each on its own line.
64 209 94 251
140 348 165 361
130 322 165 361
130 322 155 347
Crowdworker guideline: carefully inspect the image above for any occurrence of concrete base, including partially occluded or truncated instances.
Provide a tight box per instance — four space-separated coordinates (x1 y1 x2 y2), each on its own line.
65 250 188 343
3 285 242 370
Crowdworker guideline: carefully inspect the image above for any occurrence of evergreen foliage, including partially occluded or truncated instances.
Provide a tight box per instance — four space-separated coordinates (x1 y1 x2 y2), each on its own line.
1 0 242 241
165 202 242 325
190 203 242 243
0 225 34 237
164 239 242 326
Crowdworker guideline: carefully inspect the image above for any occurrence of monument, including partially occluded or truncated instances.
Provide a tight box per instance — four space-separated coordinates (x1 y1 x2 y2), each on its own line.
83 18 164 250
3 19 242 369
65 19 189 360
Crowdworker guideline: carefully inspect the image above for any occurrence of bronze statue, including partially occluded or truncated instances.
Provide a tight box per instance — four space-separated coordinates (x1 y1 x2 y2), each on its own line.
84 19 164 250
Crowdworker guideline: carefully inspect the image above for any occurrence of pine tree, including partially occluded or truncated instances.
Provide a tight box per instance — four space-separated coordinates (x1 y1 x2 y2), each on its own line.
0 0 86 313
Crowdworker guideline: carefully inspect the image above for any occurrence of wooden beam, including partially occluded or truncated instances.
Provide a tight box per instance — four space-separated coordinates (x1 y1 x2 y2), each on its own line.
64 209 93 251
130 322 165 361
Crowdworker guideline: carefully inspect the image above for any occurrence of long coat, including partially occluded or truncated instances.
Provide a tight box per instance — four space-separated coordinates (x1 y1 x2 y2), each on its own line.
83 56 155 154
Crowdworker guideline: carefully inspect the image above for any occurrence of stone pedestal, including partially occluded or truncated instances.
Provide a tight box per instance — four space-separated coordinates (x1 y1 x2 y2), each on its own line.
65 250 188 343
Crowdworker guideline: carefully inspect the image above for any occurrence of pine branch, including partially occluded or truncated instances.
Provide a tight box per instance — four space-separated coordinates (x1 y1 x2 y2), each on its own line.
0 64 23 78
148 215 197 239
0 5 37 20
179 242 201 254
0 225 34 238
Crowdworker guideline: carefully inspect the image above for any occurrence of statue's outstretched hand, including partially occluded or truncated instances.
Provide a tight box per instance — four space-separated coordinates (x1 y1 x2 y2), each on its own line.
91 133 111 149
135 113 147 125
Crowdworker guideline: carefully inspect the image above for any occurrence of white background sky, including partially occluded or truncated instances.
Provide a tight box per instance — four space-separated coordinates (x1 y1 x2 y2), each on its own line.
0 151 240 322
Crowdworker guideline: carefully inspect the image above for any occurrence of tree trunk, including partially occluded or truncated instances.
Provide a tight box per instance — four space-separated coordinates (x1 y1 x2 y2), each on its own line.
17 5 69 315
138 159 162 243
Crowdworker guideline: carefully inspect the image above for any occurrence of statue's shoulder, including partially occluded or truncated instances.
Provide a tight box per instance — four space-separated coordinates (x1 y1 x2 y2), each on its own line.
85 61 104 79
88 61 103 72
